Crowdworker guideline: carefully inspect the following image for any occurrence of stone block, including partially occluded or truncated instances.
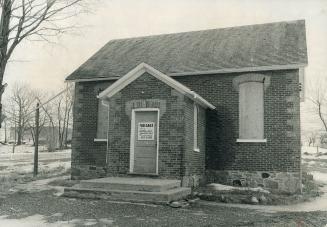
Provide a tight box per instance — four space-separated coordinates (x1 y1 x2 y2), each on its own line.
264 179 279 189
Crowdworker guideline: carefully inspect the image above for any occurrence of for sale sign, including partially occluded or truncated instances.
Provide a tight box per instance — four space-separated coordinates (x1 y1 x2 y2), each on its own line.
138 122 155 140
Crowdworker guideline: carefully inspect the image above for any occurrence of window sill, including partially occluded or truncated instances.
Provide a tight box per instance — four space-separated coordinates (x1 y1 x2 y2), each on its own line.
236 139 267 143
94 138 107 142
194 148 200 152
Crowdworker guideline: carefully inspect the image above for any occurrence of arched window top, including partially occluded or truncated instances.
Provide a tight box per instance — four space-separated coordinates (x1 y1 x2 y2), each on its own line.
232 73 271 91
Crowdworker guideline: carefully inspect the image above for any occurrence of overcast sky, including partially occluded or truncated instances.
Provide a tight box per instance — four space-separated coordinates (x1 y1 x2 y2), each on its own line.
3 0 327 131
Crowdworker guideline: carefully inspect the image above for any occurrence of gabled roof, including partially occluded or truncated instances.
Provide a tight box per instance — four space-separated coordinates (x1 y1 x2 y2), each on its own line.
98 63 216 110
66 20 308 81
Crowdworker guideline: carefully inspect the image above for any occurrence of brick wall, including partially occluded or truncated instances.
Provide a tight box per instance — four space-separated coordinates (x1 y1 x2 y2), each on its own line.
71 69 301 191
175 69 301 173
182 99 206 187
71 80 113 179
106 72 207 181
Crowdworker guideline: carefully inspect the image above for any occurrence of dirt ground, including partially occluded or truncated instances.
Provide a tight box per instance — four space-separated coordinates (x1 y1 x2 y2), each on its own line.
0 145 326 226
0 188 326 227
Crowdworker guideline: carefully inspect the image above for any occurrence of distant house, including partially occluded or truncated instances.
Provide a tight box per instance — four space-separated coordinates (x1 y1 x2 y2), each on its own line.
66 20 307 193
8 126 72 147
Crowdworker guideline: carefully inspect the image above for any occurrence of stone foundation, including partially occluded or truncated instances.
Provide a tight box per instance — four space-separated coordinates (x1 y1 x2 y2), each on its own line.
71 164 106 180
181 175 206 189
206 170 302 194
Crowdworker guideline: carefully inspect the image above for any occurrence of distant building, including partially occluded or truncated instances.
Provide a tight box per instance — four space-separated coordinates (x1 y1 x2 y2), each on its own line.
7 126 72 147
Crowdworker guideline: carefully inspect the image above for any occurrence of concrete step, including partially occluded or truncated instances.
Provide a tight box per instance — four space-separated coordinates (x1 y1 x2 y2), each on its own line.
63 186 191 204
78 177 181 192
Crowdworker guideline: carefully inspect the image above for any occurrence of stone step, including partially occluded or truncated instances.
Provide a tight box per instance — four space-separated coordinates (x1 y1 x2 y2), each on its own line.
78 177 181 192
63 186 191 204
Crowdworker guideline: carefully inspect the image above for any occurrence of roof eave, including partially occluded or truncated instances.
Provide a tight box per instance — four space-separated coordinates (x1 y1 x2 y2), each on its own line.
169 63 308 77
66 63 307 82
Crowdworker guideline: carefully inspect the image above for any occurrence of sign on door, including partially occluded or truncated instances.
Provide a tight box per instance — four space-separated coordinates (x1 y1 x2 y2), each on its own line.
138 122 155 140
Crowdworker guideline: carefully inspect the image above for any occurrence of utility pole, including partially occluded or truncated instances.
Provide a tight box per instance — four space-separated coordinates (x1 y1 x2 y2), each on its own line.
33 103 40 177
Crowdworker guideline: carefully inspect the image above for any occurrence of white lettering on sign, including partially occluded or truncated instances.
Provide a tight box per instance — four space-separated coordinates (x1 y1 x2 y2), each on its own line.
138 122 155 140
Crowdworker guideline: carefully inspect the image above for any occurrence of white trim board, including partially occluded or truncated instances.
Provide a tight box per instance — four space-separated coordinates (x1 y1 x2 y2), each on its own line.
236 139 267 143
97 63 215 110
129 108 160 175
66 63 307 82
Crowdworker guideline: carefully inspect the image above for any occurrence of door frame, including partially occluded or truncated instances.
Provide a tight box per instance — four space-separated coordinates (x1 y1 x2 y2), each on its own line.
129 108 160 174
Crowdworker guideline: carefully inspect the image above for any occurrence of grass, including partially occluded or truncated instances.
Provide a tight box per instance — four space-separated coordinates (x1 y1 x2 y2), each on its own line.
0 165 71 195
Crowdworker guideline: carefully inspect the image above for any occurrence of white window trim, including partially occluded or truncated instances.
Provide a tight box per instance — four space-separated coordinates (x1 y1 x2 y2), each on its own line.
194 104 200 152
236 139 267 143
94 138 108 142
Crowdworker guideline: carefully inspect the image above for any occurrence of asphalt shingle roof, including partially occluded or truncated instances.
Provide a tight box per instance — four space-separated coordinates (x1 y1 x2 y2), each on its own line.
66 20 308 81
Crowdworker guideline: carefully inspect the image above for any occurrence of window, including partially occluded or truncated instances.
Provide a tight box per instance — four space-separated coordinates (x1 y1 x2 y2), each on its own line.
233 74 270 142
95 99 109 141
194 103 200 151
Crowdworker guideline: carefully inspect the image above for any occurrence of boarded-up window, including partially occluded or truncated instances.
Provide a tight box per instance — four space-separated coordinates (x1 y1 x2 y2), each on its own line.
239 82 264 139
96 100 109 139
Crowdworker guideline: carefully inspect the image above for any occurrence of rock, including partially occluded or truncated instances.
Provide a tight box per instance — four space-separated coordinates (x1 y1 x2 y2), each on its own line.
259 195 267 204
250 196 259 204
187 198 200 204
265 180 279 189
219 195 227 203
169 201 182 208
169 201 189 208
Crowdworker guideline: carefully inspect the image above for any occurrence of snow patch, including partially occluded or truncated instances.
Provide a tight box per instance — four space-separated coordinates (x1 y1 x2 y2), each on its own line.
0 214 75 227
302 146 327 154
310 171 327 183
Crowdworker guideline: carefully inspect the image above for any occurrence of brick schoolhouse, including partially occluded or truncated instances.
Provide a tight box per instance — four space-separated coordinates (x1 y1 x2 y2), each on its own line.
66 20 308 193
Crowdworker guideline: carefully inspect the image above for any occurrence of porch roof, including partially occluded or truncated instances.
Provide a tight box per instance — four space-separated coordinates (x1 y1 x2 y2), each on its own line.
98 63 216 110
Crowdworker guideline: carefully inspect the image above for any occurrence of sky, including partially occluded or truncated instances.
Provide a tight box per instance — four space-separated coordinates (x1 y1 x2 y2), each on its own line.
3 0 327 132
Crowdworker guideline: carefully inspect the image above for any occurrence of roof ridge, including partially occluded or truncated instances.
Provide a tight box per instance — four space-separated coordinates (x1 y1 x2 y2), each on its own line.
108 19 305 42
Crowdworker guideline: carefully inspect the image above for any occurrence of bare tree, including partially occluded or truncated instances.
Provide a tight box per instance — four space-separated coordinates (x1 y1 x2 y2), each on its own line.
33 84 73 151
307 80 327 134
0 0 88 124
6 82 34 145
55 84 73 149
27 89 49 146
308 131 317 147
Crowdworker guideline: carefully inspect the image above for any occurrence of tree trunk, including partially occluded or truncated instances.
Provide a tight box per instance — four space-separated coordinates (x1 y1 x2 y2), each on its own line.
0 0 11 125
0 0 11 82
64 111 70 148
17 124 22 145
318 102 327 132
